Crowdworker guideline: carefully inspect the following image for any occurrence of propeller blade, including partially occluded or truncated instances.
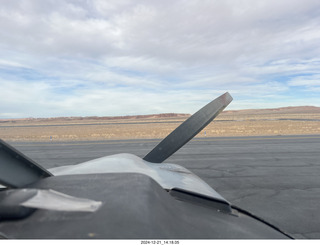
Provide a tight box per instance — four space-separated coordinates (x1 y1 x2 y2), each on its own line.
143 92 233 163
0 139 52 188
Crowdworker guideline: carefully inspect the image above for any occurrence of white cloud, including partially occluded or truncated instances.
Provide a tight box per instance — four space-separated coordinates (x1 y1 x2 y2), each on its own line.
2 0 320 63
0 79 227 118
287 74 320 94
288 75 320 87
0 0 320 118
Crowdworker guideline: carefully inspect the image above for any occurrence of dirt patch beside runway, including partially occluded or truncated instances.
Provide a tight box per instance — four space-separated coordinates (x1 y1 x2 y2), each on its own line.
1 107 320 141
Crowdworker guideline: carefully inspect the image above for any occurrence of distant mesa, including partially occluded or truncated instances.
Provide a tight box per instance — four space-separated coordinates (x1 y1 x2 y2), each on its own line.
50 113 191 121
0 106 319 122
0 113 191 122
224 106 320 115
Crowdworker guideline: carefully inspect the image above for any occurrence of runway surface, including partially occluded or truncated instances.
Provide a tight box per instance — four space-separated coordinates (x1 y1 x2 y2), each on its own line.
10 135 320 239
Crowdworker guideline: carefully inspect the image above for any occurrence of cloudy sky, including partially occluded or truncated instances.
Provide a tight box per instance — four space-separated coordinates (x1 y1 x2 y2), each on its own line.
1 0 320 118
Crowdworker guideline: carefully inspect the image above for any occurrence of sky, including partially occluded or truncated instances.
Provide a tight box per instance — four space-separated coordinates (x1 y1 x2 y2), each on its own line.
0 0 320 118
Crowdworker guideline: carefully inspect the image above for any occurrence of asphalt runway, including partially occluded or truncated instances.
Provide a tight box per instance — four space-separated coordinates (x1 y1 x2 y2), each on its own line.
10 134 320 239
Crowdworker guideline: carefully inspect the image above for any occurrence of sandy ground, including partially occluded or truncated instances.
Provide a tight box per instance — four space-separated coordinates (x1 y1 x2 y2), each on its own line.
1 109 320 142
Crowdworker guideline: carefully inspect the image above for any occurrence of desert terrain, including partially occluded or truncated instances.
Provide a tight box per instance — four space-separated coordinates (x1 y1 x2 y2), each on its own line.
1 106 320 142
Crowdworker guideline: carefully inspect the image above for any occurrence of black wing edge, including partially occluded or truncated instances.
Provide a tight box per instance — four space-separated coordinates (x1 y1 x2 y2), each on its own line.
0 139 52 188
